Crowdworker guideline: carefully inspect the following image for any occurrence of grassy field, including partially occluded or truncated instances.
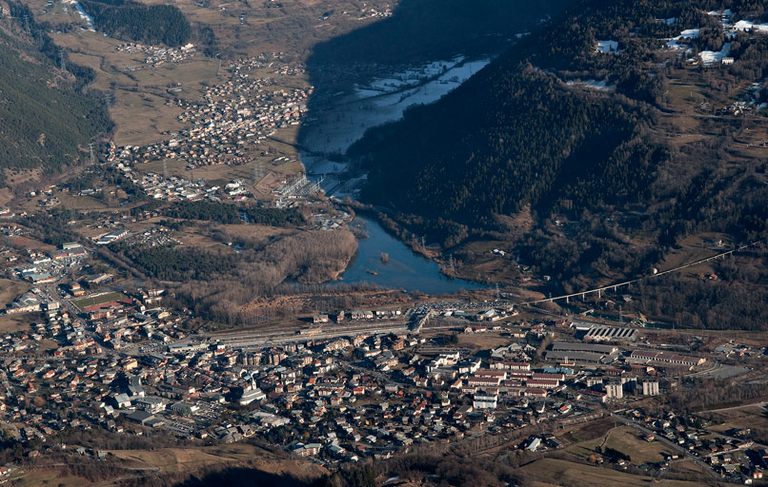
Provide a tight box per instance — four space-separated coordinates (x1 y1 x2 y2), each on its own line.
703 403 768 434
519 458 707 487
71 291 126 311
564 425 669 465
56 192 109 211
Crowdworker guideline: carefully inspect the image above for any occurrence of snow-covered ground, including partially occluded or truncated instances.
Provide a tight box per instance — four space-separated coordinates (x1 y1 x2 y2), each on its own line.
304 57 490 157
354 56 470 97
566 79 615 92
596 40 619 54
699 42 731 65
63 0 95 32
678 28 701 39
666 9 768 63
733 20 768 33
708 9 733 17
665 28 699 51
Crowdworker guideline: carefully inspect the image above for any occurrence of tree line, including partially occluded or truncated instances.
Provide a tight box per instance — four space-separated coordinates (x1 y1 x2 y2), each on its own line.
164 200 305 227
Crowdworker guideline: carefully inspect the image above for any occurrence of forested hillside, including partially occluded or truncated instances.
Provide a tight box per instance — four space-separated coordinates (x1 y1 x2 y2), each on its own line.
345 0 768 329
350 0 768 266
352 63 662 227
0 19 110 185
81 0 191 47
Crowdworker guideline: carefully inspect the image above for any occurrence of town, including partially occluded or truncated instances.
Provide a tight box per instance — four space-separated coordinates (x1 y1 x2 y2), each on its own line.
0 230 767 484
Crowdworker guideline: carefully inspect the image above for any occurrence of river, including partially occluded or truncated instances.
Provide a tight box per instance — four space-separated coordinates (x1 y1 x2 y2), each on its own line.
300 57 490 294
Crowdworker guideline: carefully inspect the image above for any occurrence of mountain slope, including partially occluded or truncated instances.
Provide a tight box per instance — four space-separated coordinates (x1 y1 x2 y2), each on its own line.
350 0 768 262
346 0 768 330
0 12 110 185
352 61 662 226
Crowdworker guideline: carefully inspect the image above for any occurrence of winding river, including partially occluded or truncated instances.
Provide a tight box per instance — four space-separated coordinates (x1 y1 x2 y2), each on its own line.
300 57 490 294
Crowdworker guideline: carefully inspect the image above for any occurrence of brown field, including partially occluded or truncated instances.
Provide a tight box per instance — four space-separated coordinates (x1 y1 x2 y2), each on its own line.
7 235 55 252
3 168 42 187
0 187 12 206
667 459 713 478
136 158 276 184
10 443 328 485
213 223 293 241
702 403 768 433
458 332 513 351
108 443 328 478
557 418 615 445
73 224 117 241
0 314 33 334
0 278 29 307
9 468 89 487
108 90 186 146
109 447 236 473
56 193 110 211
564 426 670 465
519 458 707 487
646 327 768 348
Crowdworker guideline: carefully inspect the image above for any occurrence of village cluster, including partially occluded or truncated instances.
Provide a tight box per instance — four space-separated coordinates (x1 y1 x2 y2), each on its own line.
115 42 197 69
616 408 768 484
107 56 310 171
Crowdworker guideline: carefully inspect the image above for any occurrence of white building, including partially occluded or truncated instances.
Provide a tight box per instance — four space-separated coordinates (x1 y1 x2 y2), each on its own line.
606 383 624 400
642 381 660 396
473 392 498 410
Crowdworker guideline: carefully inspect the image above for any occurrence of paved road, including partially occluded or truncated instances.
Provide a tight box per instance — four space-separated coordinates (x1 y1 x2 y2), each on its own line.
697 401 768 415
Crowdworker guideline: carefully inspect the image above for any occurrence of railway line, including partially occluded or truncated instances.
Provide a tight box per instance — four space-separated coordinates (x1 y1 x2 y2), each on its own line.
511 240 763 308
153 241 763 354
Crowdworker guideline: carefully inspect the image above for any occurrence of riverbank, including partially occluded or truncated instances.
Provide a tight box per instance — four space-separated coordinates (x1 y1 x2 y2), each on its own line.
298 57 494 293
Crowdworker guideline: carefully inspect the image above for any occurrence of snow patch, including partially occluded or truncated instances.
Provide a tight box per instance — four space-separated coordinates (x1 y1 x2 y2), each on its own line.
699 42 731 66
354 56 469 97
733 20 768 33
566 79 615 92
596 40 619 54
63 0 95 31
678 28 700 39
